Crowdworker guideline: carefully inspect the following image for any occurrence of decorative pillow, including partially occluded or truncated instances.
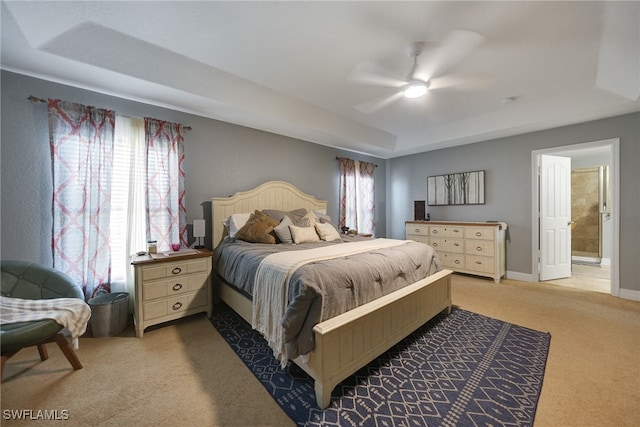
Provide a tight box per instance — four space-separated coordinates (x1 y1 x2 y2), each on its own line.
302 210 319 226
262 209 287 223
313 210 330 221
274 215 295 244
280 208 305 226
319 217 341 235
226 213 252 238
234 210 279 244
315 222 342 242
289 224 320 244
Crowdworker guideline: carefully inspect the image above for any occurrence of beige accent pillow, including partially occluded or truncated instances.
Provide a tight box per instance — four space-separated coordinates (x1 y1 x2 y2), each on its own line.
315 222 342 242
302 210 319 226
289 224 320 244
234 210 279 244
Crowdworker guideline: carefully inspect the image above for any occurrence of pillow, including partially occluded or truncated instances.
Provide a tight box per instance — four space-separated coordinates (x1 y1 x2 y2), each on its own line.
274 215 295 244
226 213 252 238
302 210 319 226
234 210 279 244
319 217 341 235
313 210 330 221
286 208 308 226
289 224 320 244
261 209 287 223
315 222 342 242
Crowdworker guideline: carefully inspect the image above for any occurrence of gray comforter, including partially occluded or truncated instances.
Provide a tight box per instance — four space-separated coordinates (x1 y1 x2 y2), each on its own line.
213 236 441 360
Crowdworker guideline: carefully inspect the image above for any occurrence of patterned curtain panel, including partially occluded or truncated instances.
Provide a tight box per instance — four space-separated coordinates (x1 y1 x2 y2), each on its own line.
48 99 115 299
338 157 357 229
144 118 187 252
357 160 376 235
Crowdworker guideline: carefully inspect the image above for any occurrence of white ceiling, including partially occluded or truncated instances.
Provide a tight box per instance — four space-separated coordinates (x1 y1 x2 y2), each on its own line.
2 1 639 159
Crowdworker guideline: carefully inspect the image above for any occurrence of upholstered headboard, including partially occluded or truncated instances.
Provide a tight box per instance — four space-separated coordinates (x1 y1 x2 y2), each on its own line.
211 181 328 249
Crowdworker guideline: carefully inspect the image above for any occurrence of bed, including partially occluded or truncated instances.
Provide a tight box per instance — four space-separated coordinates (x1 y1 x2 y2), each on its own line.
211 181 452 409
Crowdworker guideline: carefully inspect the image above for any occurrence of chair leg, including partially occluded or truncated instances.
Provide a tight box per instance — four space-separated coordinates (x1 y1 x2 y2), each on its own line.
52 333 83 370
37 344 49 361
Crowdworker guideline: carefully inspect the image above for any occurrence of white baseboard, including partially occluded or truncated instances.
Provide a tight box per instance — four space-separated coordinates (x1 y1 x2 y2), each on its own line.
619 288 640 301
506 271 640 302
506 271 534 282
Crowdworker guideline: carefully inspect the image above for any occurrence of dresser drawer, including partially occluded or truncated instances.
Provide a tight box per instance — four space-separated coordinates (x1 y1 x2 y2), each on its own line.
142 273 209 301
430 237 464 253
465 240 495 255
429 225 464 238
465 255 496 274
439 252 464 268
464 227 494 240
141 259 209 281
143 289 208 320
407 223 430 236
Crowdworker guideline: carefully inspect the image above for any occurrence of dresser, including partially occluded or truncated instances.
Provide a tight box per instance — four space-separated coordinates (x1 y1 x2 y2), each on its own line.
406 221 507 283
131 249 213 337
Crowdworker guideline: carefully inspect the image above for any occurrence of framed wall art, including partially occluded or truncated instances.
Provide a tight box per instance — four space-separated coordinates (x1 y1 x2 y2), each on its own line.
427 170 485 206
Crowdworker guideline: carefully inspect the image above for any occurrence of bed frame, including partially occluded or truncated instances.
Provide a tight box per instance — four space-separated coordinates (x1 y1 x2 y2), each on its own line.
211 181 452 409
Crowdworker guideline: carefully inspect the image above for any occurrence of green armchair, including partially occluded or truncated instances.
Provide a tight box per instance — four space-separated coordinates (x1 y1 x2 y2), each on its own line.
1 260 86 381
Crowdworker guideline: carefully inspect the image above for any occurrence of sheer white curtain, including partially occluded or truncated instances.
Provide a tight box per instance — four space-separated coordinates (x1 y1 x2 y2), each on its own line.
111 116 147 302
338 157 376 235
48 99 115 299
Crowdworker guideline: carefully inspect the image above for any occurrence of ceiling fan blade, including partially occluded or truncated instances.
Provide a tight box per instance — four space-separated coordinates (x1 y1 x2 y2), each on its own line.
417 30 485 81
429 74 495 91
354 91 404 114
348 60 407 88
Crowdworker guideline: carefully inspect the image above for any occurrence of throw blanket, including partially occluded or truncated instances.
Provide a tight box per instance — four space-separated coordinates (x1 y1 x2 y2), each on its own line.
0 296 91 349
252 238 409 367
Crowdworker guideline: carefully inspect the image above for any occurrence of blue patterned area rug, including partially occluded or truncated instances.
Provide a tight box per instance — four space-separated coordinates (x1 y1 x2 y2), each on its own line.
210 305 550 427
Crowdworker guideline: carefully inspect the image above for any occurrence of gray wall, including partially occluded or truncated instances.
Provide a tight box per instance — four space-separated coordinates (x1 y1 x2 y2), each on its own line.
387 112 639 292
0 71 386 261
2 70 638 294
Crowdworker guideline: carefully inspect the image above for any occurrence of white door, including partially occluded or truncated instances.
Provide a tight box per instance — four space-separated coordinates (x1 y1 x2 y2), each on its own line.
539 154 572 280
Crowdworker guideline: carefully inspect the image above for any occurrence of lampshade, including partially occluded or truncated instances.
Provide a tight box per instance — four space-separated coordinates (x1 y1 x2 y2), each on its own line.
403 80 428 99
193 219 205 238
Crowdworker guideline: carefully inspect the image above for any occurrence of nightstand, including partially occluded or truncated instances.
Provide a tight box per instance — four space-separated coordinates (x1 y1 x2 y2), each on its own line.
131 249 213 337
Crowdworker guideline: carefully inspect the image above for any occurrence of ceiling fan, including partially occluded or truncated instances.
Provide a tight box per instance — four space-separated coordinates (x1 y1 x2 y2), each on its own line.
350 30 490 113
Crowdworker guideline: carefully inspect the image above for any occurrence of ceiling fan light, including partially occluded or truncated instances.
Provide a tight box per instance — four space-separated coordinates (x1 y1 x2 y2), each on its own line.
403 80 428 98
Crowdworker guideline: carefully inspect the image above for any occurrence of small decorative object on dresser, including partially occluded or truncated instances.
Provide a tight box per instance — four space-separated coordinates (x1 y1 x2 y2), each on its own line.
406 221 507 283
130 249 213 337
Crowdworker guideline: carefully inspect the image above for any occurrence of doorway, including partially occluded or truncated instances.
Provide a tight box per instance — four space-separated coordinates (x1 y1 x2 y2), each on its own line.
531 138 620 296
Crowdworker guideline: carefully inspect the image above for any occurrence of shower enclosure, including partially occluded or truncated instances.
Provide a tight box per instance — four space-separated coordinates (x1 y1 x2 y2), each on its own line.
571 166 610 263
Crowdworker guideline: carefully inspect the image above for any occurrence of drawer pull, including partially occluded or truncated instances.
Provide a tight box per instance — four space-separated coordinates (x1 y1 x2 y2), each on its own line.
432 242 438 247
172 283 183 292
172 302 183 311
415 228 420 233
454 259 461 264
475 232 482 237
171 267 182 275
476 246 483 252
454 243 460 247
476 261 482 265
453 229 460 233
432 230 438 234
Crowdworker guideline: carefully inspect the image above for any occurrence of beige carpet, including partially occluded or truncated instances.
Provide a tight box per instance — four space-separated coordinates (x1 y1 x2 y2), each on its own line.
1 274 639 426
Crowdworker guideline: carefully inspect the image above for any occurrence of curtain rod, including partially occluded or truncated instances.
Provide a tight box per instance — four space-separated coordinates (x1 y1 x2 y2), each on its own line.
336 156 378 168
27 96 192 131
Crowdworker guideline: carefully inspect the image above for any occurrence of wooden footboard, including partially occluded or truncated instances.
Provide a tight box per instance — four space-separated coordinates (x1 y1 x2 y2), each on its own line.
216 269 452 409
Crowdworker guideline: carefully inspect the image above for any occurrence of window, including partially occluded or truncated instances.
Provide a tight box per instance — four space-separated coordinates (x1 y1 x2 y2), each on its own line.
338 157 376 235
48 99 186 299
